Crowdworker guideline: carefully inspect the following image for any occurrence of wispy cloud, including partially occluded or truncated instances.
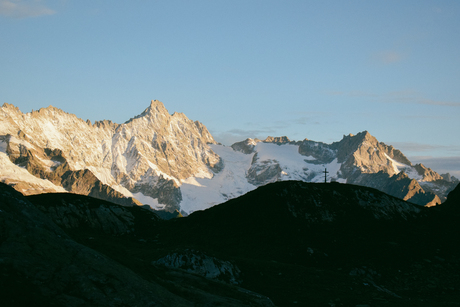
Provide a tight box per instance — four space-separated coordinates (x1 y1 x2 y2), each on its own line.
0 0 55 18
210 127 276 146
326 90 381 99
408 155 460 178
389 142 460 157
211 115 323 145
389 142 440 153
372 50 405 64
417 99 460 107
327 89 460 107
386 90 460 107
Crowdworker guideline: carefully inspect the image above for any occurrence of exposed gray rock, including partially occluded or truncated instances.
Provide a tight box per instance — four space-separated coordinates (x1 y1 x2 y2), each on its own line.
154 249 242 285
414 163 443 181
231 138 260 154
298 139 337 164
247 153 282 186
263 136 292 144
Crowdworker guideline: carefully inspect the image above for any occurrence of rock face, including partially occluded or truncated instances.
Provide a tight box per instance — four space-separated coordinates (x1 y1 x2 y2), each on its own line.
0 102 457 213
154 249 242 285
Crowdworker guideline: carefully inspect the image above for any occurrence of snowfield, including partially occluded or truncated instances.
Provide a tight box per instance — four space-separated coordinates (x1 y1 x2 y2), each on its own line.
179 145 256 214
253 142 344 183
384 153 423 181
178 143 345 214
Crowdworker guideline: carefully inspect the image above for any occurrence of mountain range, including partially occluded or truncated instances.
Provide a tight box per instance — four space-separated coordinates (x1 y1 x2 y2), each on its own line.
0 100 458 214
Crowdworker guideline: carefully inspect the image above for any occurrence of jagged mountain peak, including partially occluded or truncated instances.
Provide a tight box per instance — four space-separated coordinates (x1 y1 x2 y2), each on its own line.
125 99 169 123
337 130 377 150
93 119 120 130
123 100 214 144
263 136 292 144
36 105 63 113
335 130 411 169
146 99 169 114
413 163 443 181
1 102 21 112
357 130 373 139
231 138 261 154
0 100 223 211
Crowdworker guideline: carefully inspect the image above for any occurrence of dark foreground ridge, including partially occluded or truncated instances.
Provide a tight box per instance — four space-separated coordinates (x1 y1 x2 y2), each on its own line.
1 181 459 306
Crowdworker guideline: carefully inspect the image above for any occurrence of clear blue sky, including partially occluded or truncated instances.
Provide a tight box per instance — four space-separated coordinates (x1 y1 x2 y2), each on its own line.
1 0 459 177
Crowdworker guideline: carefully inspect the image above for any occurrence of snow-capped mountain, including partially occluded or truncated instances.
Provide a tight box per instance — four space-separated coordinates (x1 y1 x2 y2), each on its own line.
0 101 457 214
0 101 220 210
230 132 455 208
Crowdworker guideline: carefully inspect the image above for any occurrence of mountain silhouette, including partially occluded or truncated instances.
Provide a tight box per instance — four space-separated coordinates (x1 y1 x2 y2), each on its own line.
1 180 458 305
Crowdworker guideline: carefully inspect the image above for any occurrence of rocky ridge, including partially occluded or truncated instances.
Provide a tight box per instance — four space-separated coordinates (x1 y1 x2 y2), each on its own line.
0 101 221 211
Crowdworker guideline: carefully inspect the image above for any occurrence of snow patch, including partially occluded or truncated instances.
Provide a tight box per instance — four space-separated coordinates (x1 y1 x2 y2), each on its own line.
0 152 66 194
384 153 405 175
34 155 61 171
254 143 343 182
86 166 116 186
8 135 35 150
41 121 64 150
132 192 162 209
179 144 256 214
384 153 423 180
182 177 205 187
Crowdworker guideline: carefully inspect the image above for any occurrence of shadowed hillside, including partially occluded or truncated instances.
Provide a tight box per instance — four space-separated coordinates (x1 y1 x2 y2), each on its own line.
1 181 459 306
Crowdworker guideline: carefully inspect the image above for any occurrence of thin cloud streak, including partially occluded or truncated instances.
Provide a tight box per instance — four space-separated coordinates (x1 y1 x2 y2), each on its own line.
211 127 276 146
390 142 439 152
0 0 55 18
212 115 321 145
409 156 460 179
390 142 460 154
373 50 405 64
327 90 460 107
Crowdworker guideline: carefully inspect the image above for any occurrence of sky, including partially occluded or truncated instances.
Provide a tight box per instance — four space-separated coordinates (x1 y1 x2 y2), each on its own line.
1 0 459 177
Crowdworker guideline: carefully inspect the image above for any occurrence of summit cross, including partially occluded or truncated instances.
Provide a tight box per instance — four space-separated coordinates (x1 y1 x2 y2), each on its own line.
323 168 329 183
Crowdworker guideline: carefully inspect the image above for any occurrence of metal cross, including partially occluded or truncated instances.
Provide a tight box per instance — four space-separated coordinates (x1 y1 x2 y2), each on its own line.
323 168 329 183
